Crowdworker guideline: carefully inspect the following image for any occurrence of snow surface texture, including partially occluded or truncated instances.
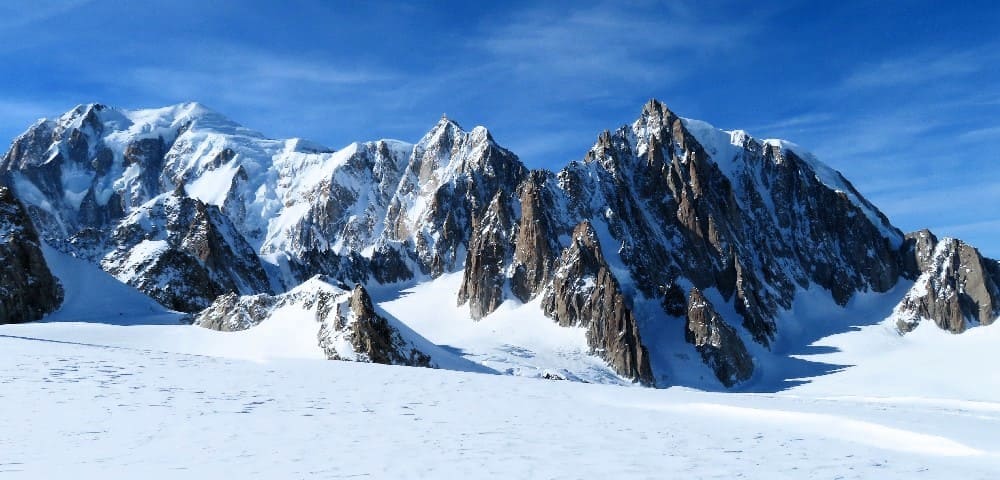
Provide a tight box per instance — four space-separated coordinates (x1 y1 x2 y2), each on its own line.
1 318 999 479
1 246 996 477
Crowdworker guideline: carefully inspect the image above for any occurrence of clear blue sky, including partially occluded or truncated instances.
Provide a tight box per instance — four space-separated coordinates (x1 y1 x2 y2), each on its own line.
2 1 998 255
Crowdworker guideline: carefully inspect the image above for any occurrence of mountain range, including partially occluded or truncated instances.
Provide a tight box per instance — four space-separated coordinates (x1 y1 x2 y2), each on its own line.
2 99 997 389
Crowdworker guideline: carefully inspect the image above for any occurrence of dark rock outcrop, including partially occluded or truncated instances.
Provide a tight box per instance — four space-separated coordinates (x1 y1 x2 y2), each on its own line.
457 191 516 320
896 230 1000 333
0 187 63 324
541 221 654 385
196 275 432 367
685 288 753 387
337 284 432 367
510 171 558 302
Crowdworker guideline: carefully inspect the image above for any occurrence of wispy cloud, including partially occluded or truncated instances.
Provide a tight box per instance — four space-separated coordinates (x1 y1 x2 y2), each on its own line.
118 44 395 103
748 113 835 136
959 125 1000 142
474 1 760 97
0 0 92 29
807 107 944 163
842 47 995 90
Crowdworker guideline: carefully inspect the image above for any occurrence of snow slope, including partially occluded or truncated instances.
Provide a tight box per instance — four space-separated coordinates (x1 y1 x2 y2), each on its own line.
40 244 183 325
375 272 627 384
0 325 998 479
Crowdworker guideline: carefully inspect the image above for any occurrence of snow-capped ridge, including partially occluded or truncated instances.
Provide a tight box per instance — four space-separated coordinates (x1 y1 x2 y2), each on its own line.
4 97 998 392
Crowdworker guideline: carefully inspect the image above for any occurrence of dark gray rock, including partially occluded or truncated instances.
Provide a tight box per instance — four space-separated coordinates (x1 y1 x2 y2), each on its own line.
541 221 654 385
685 287 753 387
0 187 63 324
194 292 278 332
340 284 432 367
457 191 516 320
510 171 558 303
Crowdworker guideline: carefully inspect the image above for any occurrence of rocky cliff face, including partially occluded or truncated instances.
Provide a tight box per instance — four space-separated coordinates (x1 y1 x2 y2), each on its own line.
895 230 1000 333
335 284 432 367
457 191 517 320
0 187 63 324
685 288 753 387
437 99 912 385
195 275 433 367
541 221 654 385
101 189 272 312
510 171 559 303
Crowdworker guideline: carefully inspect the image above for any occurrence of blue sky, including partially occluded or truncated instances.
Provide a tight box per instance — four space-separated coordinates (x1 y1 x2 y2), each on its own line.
2 0 998 255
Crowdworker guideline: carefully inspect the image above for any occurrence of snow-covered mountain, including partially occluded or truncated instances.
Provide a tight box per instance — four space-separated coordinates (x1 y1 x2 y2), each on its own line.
2 99 998 388
194 274 480 370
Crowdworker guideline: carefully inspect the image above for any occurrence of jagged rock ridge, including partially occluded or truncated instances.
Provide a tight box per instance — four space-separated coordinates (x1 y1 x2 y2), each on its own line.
3 99 998 388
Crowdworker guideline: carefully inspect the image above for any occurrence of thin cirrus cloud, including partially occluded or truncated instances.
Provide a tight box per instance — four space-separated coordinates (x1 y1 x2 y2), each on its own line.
959 125 1000 142
475 2 755 91
841 48 990 90
0 0 92 30
118 49 395 104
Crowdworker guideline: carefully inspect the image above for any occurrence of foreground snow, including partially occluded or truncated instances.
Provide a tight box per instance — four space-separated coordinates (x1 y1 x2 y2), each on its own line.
2 242 998 477
2 318 1000 478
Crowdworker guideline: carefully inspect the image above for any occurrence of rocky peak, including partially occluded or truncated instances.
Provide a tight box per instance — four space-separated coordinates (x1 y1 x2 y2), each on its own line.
341 283 431 366
510 171 559 302
458 190 516 320
895 232 1000 333
541 220 654 385
101 190 273 312
685 287 753 387
637 98 679 139
55 103 106 136
383 116 527 277
902 229 939 274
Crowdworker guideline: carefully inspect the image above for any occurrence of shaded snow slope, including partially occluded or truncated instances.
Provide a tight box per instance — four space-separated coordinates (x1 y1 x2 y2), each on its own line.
40 244 183 325
376 272 627 384
194 275 492 373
